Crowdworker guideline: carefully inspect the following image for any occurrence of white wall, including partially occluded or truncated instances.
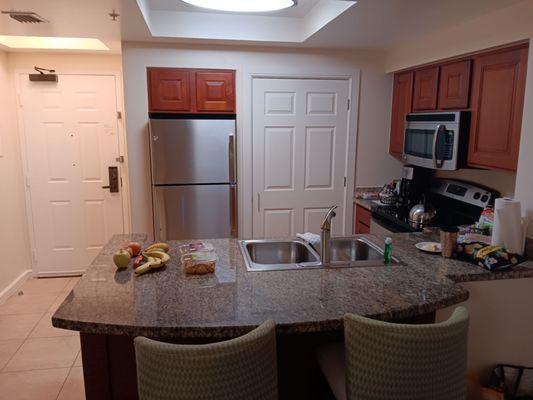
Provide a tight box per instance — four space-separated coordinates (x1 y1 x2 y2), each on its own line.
0 51 32 300
515 41 533 235
436 278 533 383
122 43 401 237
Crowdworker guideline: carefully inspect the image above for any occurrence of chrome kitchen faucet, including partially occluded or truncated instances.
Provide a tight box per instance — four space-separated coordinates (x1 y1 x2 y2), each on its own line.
320 205 337 265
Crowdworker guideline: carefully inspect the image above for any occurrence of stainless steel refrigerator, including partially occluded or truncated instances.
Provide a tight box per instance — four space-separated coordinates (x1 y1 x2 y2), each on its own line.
149 118 237 240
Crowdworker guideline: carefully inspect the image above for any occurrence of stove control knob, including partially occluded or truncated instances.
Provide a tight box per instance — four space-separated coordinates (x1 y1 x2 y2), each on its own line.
473 192 481 200
481 194 489 202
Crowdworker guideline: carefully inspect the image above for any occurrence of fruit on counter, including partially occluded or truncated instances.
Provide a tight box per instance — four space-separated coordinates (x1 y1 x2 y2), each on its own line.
133 254 144 269
123 247 133 257
148 257 163 269
113 249 131 269
127 242 142 257
144 250 170 265
134 261 153 275
145 242 170 253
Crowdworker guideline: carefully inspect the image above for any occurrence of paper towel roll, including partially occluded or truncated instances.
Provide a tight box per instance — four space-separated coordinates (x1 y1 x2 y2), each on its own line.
491 197 525 254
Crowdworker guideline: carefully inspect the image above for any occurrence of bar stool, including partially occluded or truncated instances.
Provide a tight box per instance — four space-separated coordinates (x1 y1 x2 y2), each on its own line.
317 307 469 400
134 320 278 400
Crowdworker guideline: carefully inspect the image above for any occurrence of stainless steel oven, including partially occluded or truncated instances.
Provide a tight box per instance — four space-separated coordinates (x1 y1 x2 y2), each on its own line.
403 111 470 170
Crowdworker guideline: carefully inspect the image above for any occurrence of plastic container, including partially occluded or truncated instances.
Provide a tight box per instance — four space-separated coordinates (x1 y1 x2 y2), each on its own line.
180 251 217 275
178 242 215 255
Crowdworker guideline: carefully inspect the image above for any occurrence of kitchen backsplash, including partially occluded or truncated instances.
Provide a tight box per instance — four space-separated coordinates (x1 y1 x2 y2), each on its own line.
434 169 516 197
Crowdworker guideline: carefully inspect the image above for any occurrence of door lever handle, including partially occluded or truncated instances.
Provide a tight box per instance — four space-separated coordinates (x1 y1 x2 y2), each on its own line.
102 166 119 193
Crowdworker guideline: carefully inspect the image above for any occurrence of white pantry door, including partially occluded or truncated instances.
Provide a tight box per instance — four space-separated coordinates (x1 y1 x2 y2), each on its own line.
20 74 125 275
252 78 352 238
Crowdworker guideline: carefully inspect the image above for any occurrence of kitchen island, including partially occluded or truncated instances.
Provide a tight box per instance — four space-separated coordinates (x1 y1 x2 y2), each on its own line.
52 233 533 400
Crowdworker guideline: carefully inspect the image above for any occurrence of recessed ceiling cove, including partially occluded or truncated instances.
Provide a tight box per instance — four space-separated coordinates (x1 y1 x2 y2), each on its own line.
134 0 357 43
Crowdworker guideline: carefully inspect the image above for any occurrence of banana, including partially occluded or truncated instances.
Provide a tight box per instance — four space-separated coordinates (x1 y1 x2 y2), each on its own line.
144 250 170 265
135 261 152 275
149 257 163 269
146 242 170 253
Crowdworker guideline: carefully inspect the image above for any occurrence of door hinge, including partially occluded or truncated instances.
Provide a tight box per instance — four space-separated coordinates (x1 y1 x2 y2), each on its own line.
117 111 122 119
17 94 23 107
347 99 350 110
115 155 124 163
25 175 31 188
344 177 347 187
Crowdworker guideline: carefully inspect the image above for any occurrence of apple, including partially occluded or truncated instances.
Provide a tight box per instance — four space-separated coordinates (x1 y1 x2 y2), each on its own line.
127 242 142 257
123 247 133 257
113 249 131 269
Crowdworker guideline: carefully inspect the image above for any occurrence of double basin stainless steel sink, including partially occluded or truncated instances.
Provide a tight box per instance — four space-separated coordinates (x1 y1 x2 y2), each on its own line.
239 237 399 271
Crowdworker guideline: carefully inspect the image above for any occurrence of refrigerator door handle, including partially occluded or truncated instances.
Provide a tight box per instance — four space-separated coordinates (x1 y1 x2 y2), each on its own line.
229 132 237 183
230 184 238 238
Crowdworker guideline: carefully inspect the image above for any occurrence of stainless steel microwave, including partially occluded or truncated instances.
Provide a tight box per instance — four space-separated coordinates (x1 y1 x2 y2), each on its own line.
402 111 470 170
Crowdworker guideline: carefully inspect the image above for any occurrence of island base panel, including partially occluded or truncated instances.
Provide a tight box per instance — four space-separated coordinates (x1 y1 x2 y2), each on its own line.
80 333 138 400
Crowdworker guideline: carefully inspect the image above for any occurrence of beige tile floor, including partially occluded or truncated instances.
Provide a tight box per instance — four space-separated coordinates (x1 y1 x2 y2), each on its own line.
0 277 84 400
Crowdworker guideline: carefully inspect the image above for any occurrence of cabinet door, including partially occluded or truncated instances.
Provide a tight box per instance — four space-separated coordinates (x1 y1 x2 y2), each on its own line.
148 68 192 112
195 71 236 113
438 60 471 109
354 204 371 234
389 71 413 157
412 66 439 111
468 46 528 171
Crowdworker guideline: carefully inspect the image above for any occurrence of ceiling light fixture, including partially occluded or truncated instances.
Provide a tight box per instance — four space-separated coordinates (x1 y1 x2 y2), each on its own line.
181 0 296 13
0 35 109 51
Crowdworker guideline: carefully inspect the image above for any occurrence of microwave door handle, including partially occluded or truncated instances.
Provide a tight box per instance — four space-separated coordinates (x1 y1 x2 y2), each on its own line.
432 124 444 168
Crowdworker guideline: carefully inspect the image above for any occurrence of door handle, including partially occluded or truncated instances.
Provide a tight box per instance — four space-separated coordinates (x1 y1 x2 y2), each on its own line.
432 125 446 168
228 133 236 183
102 166 119 193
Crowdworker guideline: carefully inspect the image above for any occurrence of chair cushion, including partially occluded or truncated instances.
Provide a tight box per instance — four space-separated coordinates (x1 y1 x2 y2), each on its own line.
316 342 347 400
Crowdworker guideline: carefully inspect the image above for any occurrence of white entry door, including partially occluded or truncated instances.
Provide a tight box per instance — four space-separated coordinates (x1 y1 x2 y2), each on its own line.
252 78 353 238
19 74 125 275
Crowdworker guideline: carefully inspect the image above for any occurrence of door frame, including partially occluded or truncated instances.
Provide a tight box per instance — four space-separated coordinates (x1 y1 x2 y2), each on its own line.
246 73 359 238
15 70 132 277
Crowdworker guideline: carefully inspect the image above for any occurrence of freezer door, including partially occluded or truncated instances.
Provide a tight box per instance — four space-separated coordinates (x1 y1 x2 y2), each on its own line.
149 119 236 184
153 184 237 240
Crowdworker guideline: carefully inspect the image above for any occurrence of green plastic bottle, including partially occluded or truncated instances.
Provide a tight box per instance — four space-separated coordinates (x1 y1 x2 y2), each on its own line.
383 237 393 264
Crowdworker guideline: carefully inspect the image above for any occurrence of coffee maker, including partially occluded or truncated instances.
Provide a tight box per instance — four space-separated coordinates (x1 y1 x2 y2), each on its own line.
398 165 430 207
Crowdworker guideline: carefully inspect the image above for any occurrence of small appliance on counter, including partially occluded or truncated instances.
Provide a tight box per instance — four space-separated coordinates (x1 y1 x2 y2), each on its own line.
371 179 499 234
149 116 237 240
398 165 431 208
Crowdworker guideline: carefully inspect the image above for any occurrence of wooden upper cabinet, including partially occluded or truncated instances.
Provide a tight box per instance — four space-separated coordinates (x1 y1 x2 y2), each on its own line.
147 67 236 114
195 71 236 113
468 45 528 171
438 60 471 109
412 66 439 111
148 68 192 112
389 71 413 157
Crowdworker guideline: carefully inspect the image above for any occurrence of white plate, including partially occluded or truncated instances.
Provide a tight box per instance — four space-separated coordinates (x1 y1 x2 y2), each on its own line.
415 242 442 254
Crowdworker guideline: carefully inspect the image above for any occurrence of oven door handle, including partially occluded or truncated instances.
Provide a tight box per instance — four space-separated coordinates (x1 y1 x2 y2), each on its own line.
432 124 445 168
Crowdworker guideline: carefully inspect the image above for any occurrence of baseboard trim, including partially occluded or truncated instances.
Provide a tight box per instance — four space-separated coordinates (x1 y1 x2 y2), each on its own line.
37 270 84 278
0 269 32 305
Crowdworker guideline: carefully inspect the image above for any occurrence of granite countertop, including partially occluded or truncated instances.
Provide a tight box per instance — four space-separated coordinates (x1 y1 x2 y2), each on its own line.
353 186 381 210
52 233 533 339
354 198 375 210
